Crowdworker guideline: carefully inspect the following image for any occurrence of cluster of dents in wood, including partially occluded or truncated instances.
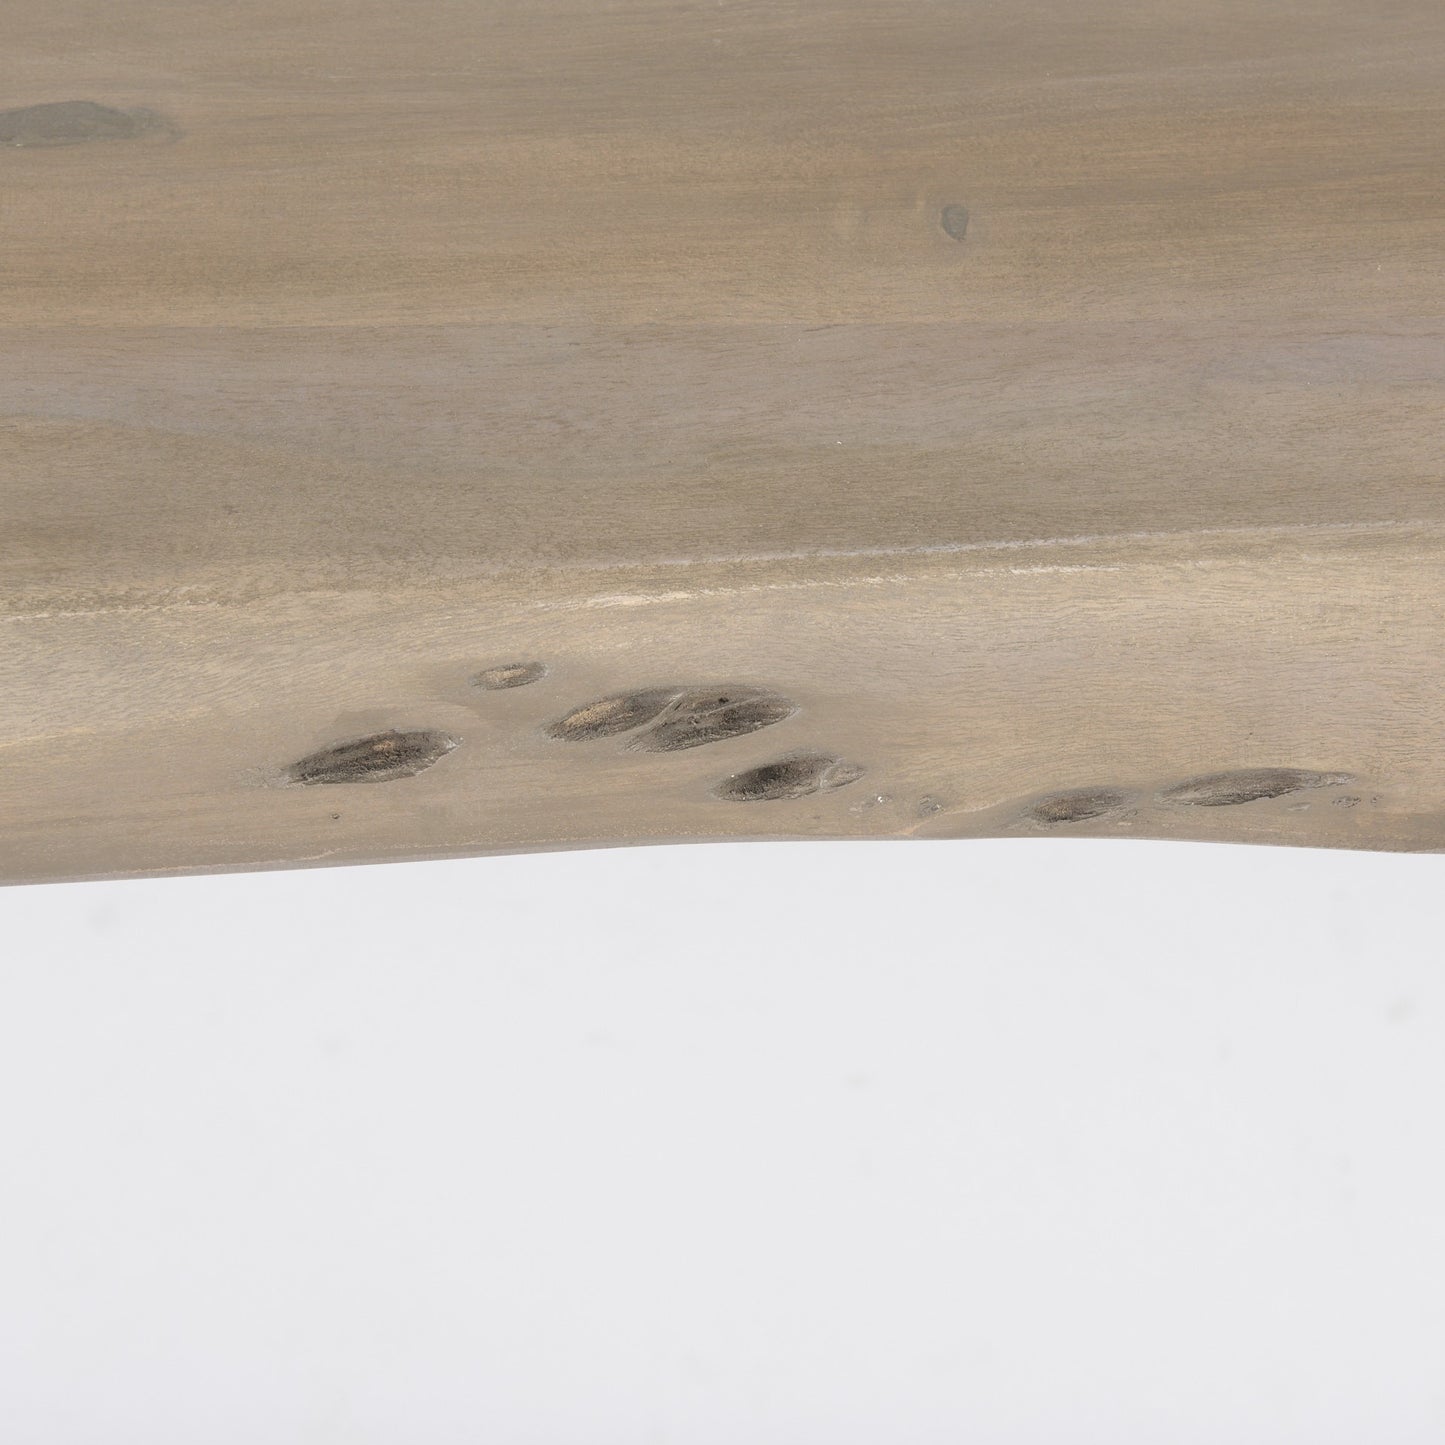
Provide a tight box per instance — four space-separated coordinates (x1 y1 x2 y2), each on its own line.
281 668 1357 825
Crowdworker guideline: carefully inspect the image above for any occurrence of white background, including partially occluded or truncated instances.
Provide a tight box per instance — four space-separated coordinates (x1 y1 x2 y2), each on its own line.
1 839 1442 1444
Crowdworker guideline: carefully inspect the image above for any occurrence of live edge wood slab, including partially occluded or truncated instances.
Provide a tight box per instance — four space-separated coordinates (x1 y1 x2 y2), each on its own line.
3 0 1443 884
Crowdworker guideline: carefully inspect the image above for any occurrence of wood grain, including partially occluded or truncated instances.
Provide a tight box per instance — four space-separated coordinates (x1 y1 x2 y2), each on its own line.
3 0 1443 882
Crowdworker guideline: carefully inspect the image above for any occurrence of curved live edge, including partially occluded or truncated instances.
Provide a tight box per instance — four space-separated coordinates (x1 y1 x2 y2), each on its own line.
3 1 1443 883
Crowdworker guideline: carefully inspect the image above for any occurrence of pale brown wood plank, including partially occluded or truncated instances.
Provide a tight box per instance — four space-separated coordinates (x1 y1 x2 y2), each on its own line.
3 0 1443 880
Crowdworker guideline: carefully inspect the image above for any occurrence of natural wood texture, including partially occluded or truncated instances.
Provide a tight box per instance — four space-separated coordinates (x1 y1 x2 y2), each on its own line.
3 0 1443 882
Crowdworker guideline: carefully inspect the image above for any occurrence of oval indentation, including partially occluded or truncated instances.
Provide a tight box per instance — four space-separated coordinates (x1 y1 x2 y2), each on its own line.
286 729 458 785
0 101 178 148
1160 767 1352 807
1025 787 1134 825
473 661 547 690
545 688 683 741
940 203 970 241
712 752 864 802
626 687 795 753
